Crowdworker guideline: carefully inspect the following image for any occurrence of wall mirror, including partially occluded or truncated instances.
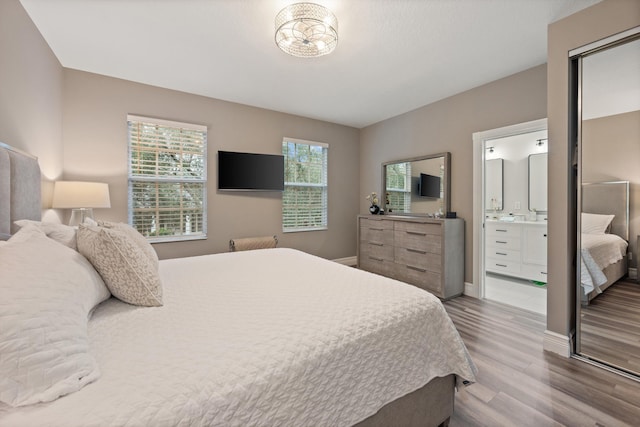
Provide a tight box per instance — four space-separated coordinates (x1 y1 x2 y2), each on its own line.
528 153 548 212
572 30 640 376
485 158 503 212
382 152 450 215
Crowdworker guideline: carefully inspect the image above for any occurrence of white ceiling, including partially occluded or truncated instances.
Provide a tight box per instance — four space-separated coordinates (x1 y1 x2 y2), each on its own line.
20 0 601 129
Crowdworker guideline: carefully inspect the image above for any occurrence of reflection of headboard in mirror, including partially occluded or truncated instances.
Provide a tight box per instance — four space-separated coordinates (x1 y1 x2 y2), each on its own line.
382 152 451 215
582 181 629 240
0 142 41 239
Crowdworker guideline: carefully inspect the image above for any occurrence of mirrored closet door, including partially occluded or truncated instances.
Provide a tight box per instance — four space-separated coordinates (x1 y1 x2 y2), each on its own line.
573 30 640 376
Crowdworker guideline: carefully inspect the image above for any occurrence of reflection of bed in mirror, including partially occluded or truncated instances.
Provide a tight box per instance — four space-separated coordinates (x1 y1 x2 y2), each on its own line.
580 181 629 305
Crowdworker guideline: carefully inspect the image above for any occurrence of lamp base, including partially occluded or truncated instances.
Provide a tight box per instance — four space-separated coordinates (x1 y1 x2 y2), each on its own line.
69 208 94 227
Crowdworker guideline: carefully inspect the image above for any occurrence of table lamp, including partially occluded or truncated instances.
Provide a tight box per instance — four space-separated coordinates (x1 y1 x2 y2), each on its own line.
52 181 111 226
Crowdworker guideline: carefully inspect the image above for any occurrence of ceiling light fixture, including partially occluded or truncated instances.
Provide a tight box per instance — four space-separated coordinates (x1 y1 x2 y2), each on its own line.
275 2 338 58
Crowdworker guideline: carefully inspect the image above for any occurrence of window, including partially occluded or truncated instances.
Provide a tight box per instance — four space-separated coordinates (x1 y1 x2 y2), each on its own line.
386 162 412 213
282 138 328 232
127 115 207 242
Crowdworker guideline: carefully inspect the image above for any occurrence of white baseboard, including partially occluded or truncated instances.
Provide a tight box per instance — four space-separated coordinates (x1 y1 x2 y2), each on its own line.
464 281 479 298
333 256 357 267
629 267 637 280
543 330 571 357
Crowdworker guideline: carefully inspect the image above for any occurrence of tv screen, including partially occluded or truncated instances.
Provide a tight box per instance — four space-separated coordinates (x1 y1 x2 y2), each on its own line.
218 151 284 191
419 173 441 198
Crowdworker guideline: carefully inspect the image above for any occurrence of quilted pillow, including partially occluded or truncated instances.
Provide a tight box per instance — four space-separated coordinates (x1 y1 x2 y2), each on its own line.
582 213 615 234
14 219 77 249
0 225 111 407
77 224 163 307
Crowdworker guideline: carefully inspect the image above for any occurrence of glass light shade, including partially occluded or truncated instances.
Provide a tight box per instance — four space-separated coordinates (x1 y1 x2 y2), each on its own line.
275 2 338 57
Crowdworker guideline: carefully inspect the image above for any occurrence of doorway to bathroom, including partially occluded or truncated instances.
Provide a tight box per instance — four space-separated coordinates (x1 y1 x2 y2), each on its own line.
472 119 548 315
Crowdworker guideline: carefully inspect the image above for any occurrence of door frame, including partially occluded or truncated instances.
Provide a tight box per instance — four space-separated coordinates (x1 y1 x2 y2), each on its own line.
471 118 548 299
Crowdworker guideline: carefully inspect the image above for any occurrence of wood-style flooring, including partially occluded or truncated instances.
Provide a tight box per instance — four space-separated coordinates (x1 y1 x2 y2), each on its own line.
581 279 640 376
443 296 640 426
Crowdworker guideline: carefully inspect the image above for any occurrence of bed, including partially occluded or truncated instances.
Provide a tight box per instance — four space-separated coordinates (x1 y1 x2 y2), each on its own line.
0 143 476 427
580 181 630 305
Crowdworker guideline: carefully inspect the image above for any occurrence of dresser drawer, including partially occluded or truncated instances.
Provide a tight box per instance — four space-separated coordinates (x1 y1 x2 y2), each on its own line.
486 257 521 275
360 227 394 246
485 247 520 262
395 263 442 295
394 222 442 254
486 222 522 238
359 256 395 278
360 218 394 231
360 241 394 262
395 247 441 274
522 263 548 282
485 236 521 251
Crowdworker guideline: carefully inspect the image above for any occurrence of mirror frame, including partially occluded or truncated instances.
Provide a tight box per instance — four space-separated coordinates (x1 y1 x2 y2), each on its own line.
382 152 451 215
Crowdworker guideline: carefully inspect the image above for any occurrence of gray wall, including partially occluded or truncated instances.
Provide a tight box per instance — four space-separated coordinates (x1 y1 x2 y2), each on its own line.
360 65 547 283
62 70 360 260
0 0 63 211
547 0 640 338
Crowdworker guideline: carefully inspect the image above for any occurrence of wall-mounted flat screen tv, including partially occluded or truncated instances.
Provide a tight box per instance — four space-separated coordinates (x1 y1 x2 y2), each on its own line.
218 151 284 191
419 173 441 198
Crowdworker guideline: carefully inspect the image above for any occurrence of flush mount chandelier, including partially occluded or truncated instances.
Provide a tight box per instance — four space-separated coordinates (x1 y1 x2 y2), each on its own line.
275 2 338 58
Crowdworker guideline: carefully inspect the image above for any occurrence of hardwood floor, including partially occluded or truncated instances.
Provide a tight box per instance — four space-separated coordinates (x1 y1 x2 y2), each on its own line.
443 296 640 426
581 280 640 375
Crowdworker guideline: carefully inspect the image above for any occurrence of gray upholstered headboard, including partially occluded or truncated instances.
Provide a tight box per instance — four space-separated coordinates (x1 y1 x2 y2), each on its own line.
582 181 629 241
0 142 41 239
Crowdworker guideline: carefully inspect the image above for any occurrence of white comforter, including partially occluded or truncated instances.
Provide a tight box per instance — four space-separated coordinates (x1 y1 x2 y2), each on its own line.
581 233 628 294
0 248 476 427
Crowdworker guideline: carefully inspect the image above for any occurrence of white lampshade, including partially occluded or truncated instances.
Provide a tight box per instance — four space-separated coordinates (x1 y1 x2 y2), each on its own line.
52 181 111 209
52 181 111 226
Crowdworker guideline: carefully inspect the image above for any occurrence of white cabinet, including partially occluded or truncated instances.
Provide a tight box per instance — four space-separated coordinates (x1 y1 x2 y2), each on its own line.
485 221 547 282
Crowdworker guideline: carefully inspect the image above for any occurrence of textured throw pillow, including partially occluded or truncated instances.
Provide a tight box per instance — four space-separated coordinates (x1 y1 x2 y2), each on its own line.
0 225 111 407
77 224 163 307
97 220 159 269
14 219 78 249
582 213 615 234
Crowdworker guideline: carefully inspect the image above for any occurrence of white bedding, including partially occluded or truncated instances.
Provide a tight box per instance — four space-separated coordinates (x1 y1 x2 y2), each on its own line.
0 248 476 427
581 233 628 294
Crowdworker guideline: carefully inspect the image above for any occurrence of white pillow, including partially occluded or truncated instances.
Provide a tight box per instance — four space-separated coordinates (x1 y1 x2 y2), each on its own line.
77 224 163 307
0 225 111 407
582 213 615 234
14 219 77 249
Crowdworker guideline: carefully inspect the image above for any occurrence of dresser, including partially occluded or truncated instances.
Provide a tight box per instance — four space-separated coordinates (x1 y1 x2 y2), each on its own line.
357 215 464 299
485 220 547 282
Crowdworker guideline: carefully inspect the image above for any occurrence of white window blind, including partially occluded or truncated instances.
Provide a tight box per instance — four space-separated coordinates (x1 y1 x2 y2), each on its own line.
282 138 328 232
128 115 207 242
386 162 412 213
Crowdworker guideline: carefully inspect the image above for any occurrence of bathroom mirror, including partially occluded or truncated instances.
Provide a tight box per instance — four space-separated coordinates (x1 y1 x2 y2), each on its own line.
485 158 503 211
382 152 450 215
528 153 548 211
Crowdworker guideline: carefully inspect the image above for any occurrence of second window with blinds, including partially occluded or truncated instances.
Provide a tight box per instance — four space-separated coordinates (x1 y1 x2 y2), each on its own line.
282 138 328 232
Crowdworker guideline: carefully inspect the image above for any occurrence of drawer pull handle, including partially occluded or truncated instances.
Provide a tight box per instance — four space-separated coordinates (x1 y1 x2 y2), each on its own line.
369 256 384 262
541 272 547 275
496 252 507 256
496 241 508 244
496 263 508 267
406 231 427 236
407 248 427 254
370 228 384 231
496 229 508 232
369 242 383 246
406 265 427 273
